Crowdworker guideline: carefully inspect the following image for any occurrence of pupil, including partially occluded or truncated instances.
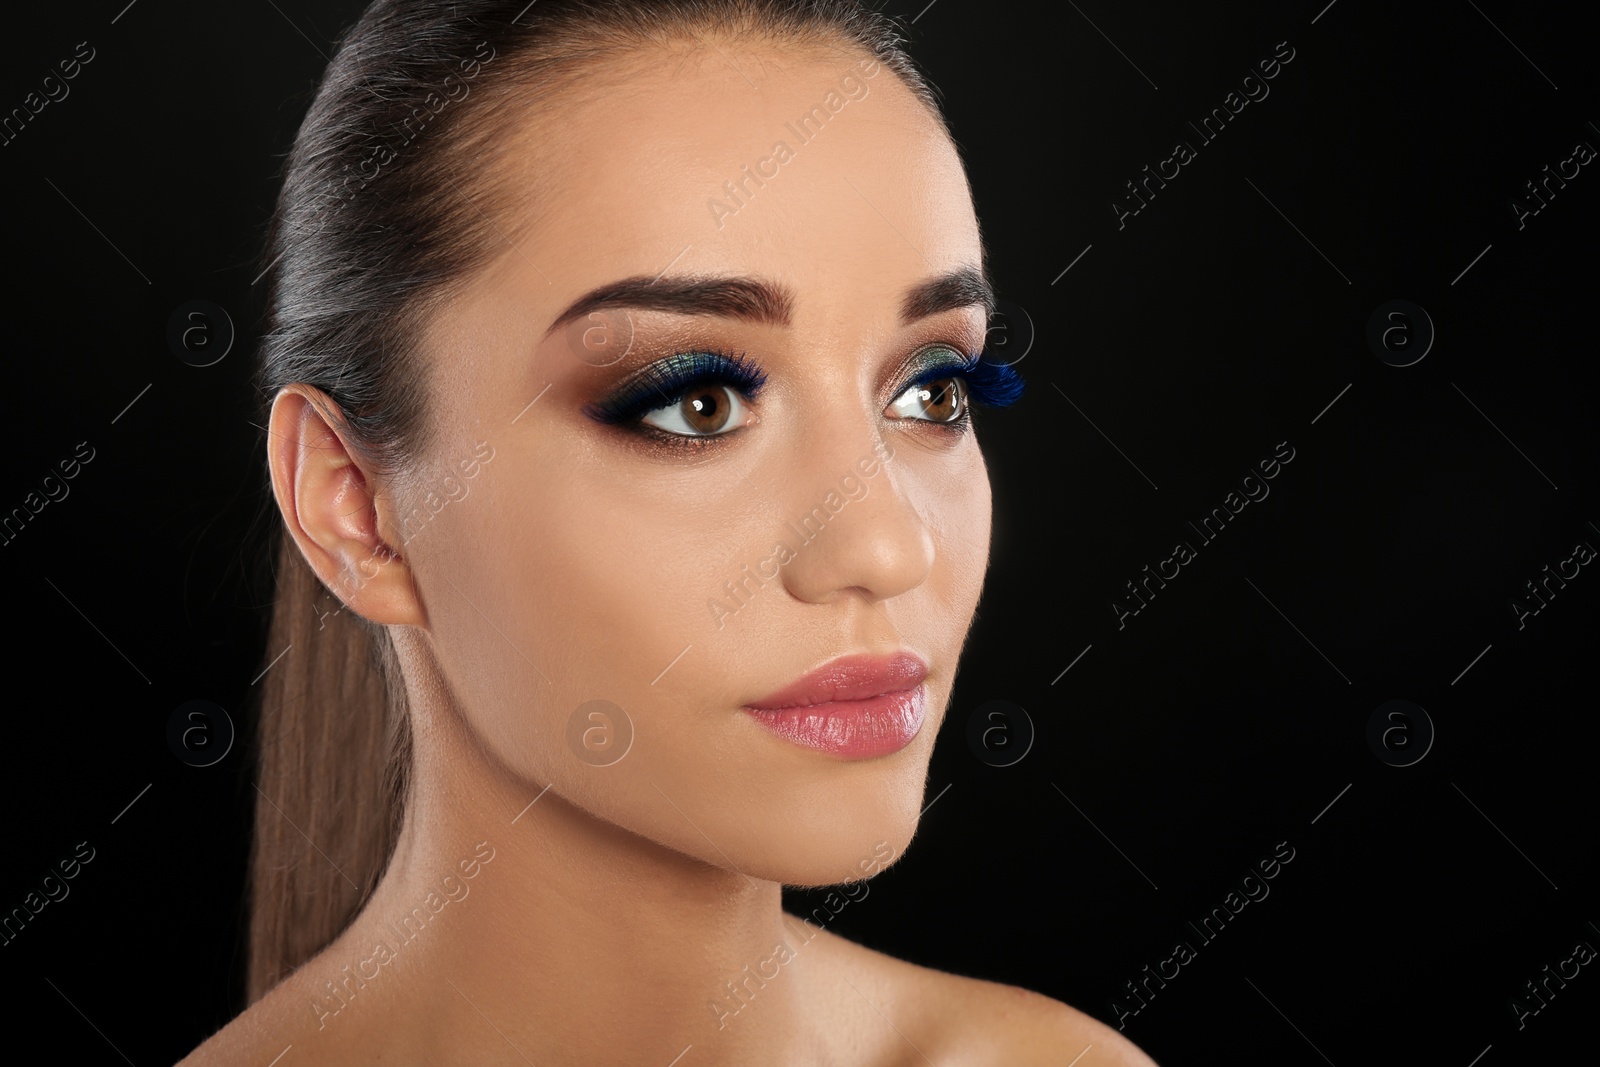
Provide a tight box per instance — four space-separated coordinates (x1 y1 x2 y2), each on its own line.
923 380 960 421
686 389 725 432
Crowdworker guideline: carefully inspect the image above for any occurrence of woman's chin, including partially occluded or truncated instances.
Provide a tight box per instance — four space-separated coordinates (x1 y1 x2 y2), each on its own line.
728 820 914 889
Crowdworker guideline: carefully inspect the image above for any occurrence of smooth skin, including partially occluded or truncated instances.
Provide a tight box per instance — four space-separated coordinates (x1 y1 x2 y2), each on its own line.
182 33 1156 1067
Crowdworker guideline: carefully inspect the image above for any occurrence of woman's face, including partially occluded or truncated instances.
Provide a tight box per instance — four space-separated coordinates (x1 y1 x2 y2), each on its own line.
393 40 994 885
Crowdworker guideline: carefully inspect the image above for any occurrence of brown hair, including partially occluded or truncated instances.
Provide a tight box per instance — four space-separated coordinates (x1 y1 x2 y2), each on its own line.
247 0 948 1002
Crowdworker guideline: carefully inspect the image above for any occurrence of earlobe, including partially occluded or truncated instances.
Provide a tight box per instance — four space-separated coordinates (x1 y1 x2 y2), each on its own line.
267 386 427 627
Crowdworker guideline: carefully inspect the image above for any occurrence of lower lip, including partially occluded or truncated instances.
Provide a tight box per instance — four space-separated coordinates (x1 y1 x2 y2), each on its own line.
741 684 927 759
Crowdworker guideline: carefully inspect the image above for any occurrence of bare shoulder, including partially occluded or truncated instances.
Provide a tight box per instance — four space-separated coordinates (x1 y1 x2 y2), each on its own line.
935 977 1159 1066
172 999 292 1067
171 966 367 1067
803 924 1159 1066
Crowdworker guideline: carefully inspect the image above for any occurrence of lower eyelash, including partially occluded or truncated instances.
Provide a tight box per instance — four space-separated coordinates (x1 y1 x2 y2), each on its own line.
633 419 735 452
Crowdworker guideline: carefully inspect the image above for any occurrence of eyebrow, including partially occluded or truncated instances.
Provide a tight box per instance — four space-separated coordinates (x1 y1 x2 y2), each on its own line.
899 267 996 323
542 266 994 337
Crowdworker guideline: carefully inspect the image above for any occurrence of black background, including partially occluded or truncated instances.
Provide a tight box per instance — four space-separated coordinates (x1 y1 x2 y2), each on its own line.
1 1 1594 1064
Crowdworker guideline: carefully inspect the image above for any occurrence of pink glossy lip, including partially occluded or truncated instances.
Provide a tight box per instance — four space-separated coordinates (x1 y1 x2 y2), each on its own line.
742 651 930 759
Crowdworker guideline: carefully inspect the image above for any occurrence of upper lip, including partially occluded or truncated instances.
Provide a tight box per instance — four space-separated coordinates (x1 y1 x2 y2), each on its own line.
743 650 929 711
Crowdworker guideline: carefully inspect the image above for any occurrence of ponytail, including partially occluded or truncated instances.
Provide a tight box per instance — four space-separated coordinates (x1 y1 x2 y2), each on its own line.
246 532 410 1001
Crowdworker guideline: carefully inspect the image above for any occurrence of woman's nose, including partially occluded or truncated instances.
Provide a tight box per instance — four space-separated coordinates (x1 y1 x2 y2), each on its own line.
772 431 935 608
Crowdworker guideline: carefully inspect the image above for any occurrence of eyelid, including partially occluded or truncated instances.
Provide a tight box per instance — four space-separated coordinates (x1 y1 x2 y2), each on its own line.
899 343 979 390
887 342 1026 420
582 349 767 427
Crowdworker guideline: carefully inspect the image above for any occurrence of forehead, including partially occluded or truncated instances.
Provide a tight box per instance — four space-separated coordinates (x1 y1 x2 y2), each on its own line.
488 38 980 304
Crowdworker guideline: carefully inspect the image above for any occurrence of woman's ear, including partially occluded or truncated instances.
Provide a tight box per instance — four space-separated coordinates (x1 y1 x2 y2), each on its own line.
266 385 427 627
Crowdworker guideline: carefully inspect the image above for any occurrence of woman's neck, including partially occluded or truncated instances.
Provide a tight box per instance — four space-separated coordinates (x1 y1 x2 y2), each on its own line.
292 671 826 1065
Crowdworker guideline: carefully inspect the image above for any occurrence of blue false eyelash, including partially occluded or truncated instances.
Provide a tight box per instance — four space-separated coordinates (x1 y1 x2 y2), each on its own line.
584 350 767 426
903 350 1026 409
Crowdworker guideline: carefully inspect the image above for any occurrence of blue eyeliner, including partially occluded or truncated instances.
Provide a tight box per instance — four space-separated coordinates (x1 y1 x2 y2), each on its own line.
584 350 767 426
903 348 1026 409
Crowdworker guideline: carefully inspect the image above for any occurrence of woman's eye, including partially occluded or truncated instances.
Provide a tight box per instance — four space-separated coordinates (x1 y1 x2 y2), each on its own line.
639 384 755 436
887 375 968 423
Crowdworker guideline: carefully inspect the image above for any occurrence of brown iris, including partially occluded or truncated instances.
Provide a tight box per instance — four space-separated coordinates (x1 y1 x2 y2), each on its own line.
911 378 965 422
678 386 737 434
